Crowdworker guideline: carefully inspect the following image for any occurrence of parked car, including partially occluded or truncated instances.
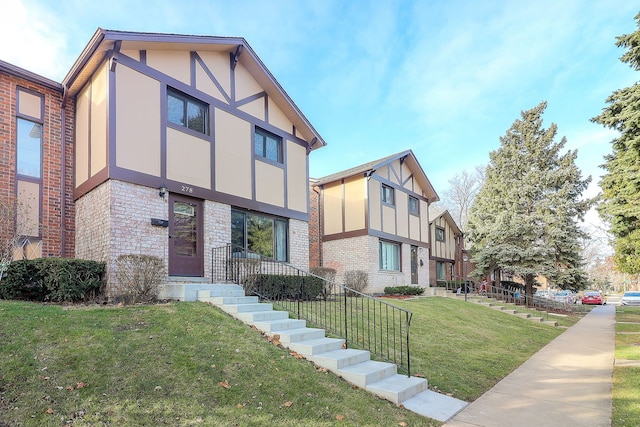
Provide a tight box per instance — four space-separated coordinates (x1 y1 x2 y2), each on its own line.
581 291 605 305
620 291 640 306
534 289 553 299
554 290 577 304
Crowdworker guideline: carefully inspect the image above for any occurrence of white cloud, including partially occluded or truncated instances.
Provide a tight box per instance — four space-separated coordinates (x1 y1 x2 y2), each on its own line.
0 0 69 81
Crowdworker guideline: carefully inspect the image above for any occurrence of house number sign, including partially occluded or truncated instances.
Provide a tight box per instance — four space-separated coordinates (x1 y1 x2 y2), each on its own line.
181 185 194 194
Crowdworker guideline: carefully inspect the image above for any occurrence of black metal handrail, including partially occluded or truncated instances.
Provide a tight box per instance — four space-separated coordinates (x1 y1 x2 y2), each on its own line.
211 244 413 376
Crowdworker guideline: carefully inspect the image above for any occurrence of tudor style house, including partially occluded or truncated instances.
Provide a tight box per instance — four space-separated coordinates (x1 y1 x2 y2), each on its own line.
428 207 464 285
1 29 326 295
309 150 439 294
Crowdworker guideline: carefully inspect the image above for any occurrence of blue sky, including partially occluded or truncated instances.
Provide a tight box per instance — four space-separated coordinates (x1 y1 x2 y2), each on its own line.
2 0 638 229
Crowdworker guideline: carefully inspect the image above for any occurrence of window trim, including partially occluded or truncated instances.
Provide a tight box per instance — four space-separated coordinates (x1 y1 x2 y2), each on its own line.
381 184 395 206
167 87 209 135
435 226 446 242
254 126 283 164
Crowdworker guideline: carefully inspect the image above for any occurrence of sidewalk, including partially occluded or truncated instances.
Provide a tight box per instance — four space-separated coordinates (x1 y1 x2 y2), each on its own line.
444 304 615 427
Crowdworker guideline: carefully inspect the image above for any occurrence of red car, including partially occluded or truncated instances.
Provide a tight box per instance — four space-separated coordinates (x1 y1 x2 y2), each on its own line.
581 291 605 305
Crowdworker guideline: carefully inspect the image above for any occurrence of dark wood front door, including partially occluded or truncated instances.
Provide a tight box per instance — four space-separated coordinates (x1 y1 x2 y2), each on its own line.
168 194 203 277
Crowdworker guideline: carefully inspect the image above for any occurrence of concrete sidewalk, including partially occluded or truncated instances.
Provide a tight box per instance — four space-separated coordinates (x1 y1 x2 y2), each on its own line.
444 304 615 427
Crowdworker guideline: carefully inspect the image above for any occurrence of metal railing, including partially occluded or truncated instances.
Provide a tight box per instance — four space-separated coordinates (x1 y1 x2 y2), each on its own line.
211 244 414 376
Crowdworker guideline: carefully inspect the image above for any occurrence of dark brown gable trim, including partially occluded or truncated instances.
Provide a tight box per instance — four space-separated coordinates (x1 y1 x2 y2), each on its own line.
322 229 369 242
368 229 428 249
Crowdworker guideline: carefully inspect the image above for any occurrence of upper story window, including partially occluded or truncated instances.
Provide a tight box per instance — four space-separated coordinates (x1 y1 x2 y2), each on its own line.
381 184 395 205
435 226 445 242
167 88 208 134
17 118 42 178
408 196 419 215
254 127 283 163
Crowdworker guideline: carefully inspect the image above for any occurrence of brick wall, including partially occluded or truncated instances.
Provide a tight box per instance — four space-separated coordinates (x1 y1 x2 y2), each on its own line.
308 185 321 267
323 235 430 294
0 68 74 258
76 180 167 297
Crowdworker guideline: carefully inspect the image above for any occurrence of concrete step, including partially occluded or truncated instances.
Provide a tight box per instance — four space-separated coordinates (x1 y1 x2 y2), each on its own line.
529 317 544 323
288 337 345 356
209 295 259 306
366 374 428 404
307 348 371 371
275 327 327 344
253 318 306 332
338 360 397 387
235 310 289 323
209 284 244 297
491 305 506 311
516 313 531 319
221 302 273 314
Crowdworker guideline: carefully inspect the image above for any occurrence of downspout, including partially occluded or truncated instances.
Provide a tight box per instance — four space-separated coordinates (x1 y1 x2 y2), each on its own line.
61 87 67 257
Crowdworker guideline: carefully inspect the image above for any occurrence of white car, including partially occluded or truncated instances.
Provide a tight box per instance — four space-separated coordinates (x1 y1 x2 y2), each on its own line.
620 291 640 306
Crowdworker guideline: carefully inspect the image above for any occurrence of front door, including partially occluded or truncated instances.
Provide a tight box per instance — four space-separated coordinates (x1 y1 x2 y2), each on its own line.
410 245 418 284
168 194 203 277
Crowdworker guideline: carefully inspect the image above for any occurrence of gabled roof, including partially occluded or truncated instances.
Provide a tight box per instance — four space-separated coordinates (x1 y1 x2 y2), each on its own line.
0 59 62 91
312 149 439 202
62 28 326 150
429 206 462 236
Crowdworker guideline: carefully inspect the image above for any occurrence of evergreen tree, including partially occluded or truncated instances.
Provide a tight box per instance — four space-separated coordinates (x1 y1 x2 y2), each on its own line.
467 102 593 295
591 12 640 274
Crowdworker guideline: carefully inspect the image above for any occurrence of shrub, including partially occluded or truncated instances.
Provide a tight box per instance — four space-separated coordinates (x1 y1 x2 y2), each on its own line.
383 286 425 296
0 258 105 302
343 270 368 296
310 266 337 301
115 254 165 303
249 274 323 301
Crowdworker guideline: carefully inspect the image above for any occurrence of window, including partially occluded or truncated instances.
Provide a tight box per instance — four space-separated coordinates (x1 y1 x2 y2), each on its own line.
379 240 400 271
408 196 419 215
17 118 42 178
231 209 288 261
381 184 394 205
167 88 208 134
254 127 283 163
436 262 446 280
435 226 445 242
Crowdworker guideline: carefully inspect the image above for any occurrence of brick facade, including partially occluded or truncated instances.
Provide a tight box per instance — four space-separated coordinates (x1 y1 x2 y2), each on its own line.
0 63 74 259
323 235 429 295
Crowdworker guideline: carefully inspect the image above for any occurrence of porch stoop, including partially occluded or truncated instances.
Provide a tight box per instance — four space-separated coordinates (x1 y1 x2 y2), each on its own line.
197 284 468 422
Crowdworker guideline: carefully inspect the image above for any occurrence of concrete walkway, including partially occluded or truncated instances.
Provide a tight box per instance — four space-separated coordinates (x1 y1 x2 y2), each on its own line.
445 304 615 427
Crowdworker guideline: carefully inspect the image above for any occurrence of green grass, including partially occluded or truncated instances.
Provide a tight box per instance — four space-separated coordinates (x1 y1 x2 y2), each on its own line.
0 297 571 426
379 297 565 401
613 306 640 427
0 301 430 427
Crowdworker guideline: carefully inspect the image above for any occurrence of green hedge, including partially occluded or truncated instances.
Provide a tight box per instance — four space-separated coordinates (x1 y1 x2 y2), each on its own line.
383 285 425 296
0 258 105 302
247 274 323 301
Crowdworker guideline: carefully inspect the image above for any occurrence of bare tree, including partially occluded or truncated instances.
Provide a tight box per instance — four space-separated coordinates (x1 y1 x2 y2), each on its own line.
442 165 485 233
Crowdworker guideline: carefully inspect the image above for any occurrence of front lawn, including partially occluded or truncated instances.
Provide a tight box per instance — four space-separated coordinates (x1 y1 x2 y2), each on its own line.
613 305 640 427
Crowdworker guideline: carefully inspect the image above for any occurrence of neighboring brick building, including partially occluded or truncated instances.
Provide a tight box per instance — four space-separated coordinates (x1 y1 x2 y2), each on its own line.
0 60 75 262
1 29 325 296
309 150 439 294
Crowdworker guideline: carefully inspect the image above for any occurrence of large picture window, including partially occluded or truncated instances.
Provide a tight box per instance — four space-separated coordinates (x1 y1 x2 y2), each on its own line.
254 127 283 163
379 240 400 271
231 209 288 261
167 88 208 134
17 118 42 178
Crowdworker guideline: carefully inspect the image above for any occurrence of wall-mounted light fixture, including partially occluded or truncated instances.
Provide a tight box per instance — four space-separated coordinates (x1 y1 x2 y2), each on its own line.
158 184 168 200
